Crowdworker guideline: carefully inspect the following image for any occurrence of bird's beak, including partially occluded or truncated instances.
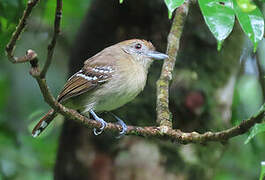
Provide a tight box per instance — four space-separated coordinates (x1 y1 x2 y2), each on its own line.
146 50 169 60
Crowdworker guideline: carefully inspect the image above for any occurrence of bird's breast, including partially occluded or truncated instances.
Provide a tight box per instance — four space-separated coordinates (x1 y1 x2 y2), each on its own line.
93 60 147 112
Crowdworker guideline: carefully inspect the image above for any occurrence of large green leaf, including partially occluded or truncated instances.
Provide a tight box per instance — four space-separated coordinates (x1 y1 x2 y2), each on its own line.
164 0 185 19
245 123 265 144
198 0 235 48
233 0 264 52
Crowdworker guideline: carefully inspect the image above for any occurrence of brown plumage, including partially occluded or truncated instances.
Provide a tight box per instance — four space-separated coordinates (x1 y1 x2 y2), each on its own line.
32 39 168 137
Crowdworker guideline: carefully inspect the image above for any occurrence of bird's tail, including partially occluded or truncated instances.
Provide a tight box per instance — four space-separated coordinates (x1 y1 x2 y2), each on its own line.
32 109 57 137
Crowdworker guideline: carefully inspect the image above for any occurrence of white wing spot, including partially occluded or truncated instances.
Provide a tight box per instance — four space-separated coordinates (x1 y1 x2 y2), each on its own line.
98 79 108 83
76 73 93 81
93 66 114 74
92 68 99 72
75 66 113 82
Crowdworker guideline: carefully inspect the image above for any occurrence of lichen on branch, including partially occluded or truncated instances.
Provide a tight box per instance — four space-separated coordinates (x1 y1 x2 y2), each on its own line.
156 2 190 129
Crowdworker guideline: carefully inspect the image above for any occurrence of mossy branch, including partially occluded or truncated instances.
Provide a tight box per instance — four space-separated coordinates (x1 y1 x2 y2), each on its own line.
156 2 189 129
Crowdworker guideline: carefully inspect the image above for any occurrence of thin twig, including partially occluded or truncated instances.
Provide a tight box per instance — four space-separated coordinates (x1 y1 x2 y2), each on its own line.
156 2 189 129
40 0 63 78
5 0 40 63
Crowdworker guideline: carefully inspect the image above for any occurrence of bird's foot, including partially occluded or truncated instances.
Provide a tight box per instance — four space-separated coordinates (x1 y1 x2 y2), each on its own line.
89 110 107 135
109 112 127 138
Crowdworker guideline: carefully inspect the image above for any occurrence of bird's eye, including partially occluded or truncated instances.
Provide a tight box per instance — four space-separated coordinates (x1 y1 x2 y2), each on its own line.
135 43 142 49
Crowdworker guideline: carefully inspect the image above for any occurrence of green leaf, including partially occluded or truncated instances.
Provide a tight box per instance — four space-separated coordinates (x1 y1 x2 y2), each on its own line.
260 162 265 180
119 0 123 3
233 0 264 52
164 0 185 19
244 123 265 144
236 0 257 12
198 0 235 44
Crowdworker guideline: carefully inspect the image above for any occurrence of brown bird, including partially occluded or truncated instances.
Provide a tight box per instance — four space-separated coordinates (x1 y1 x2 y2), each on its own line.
32 39 168 137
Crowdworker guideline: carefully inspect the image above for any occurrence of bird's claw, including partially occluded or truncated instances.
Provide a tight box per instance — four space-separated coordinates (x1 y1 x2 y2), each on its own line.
90 110 127 137
110 113 127 138
117 118 128 138
93 118 107 135
90 109 107 136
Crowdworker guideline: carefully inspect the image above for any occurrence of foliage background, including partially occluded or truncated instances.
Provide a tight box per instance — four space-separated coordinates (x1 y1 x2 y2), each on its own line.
0 0 265 179
0 0 89 179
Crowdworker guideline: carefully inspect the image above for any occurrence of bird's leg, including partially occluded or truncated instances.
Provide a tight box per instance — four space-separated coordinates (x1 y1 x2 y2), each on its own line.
89 109 107 135
109 112 127 138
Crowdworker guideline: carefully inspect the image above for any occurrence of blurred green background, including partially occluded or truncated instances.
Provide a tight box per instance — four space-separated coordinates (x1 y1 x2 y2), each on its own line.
1 0 265 179
0 0 89 179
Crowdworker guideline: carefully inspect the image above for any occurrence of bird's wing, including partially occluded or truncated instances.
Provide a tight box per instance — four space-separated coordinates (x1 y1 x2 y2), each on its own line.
57 64 114 103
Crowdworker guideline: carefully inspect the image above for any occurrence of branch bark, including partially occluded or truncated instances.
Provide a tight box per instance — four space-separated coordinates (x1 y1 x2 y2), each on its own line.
156 2 189 129
40 0 63 78
20 52 265 144
5 0 40 63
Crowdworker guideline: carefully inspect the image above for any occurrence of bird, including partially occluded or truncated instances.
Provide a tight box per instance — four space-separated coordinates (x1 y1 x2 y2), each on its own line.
32 39 168 137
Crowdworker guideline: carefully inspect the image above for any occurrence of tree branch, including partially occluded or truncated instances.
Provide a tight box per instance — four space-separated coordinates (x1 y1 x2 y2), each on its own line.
5 0 40 63
26 54 265 143
40 0 63 78
27 51 265 143
156 2 189 130
6 0 265 145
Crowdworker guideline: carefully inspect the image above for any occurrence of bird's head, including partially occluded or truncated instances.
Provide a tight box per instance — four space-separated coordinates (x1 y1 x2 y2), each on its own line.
118 39 168 69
